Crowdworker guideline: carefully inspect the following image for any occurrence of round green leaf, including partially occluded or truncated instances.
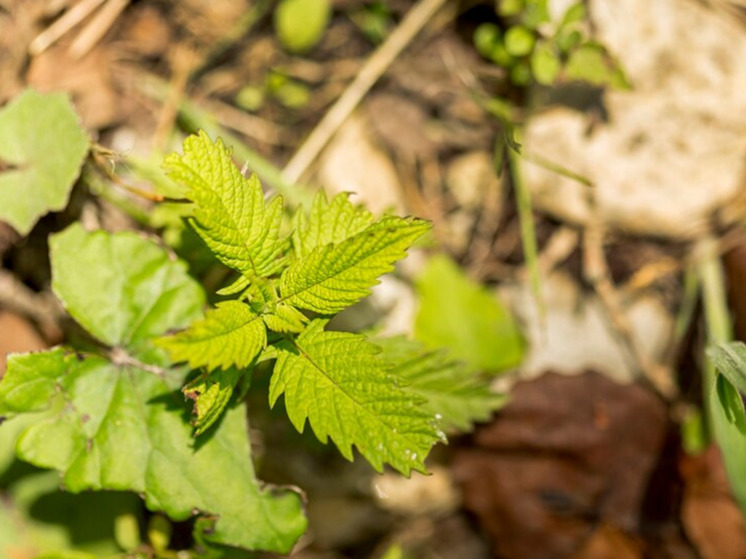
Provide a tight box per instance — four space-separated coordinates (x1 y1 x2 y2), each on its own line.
510 61 533 85
474 23 501 58
504 25 536 57
530 41 561 85
490 42 516 68
0 89 90 235
498 0 525 17
275 0 331 53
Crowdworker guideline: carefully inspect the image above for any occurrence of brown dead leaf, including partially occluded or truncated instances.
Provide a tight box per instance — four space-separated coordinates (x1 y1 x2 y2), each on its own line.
27 44 121 129
571 524 643 559
0 311 47 377
452 372 668 559
680 446 746 559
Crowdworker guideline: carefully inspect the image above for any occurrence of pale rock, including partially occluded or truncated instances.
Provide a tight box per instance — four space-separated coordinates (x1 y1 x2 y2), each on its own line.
316 113 405 216
524 0 746 238
501 272 672 383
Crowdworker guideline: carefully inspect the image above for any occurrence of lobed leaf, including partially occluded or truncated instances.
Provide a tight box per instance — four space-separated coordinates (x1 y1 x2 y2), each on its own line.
0 349 306 552
378 336 507 432
163 131 287 279
270 320 443 475
50 224 204 358
280 216 429 314
0 89 90 235
292 191 373 258
0 225 307 553
157 300 266 372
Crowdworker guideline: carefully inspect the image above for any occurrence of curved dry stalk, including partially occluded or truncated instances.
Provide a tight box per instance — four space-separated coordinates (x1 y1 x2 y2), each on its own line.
281 0 450 184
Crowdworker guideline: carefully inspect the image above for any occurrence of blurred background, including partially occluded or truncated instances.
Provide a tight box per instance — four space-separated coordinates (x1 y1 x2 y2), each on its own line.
2 0 746 558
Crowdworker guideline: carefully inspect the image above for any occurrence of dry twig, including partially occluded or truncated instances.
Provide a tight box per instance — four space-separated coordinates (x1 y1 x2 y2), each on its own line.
29 0 106 55
69 0 130 59
583 219 678 399
282 0 450 184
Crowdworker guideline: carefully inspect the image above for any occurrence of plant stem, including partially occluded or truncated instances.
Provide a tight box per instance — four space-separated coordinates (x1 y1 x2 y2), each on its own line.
508 136 543 311
698 235 746 516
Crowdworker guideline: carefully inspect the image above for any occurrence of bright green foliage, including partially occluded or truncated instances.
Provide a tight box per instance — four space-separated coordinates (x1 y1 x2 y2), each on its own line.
0 225 306 553
281 216 429 314
157 300 266 371
475 0 627 89
158 133 443 477
271 321 443 475
182 367 244 435
415 254 524 373
262 302 308 333
275 0 331 53
163 130 287 281
378 337 507 432
292 191 373 258
0 89 90 235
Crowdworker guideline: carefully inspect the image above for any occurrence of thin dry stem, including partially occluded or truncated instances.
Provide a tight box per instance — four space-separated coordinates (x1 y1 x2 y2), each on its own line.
68 0 130 59
29 0 106 55
281 0 450 184
583 219 678 400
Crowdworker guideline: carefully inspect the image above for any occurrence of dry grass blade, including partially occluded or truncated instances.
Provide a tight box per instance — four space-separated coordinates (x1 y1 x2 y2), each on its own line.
69 0 131 59
29 0 107 55
282 0 450 184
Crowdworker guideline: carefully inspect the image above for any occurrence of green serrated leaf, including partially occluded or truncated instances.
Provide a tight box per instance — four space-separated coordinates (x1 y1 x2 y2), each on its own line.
275 0 331 53
292 191 374 259
415 255 524 373
281 216 429 314
0 89 90 235
1 226 307 553
262 303 308 333
157 300 266 372
270 320 442 475
163 131 287 279
378 337 507 432
182 367 243 436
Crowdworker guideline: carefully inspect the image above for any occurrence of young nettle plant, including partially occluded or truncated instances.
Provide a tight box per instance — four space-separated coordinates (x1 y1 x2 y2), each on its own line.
0 123 505 556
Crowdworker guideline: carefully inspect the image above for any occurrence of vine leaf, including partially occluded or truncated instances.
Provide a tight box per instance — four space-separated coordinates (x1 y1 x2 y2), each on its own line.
270 320 443 475
163 131 287 280
378 336 508 432
292 191 373 258
0 89 90 235
280 216 429 314
157 300 266 372
0 225 306 553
